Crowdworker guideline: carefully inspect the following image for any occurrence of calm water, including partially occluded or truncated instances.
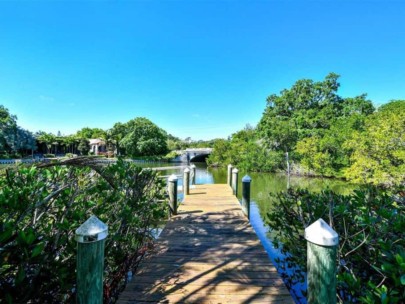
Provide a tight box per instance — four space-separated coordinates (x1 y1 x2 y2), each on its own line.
141 162 356 303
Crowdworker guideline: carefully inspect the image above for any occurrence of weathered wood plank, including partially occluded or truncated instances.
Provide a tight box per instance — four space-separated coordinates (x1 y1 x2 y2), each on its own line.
117 184 293 304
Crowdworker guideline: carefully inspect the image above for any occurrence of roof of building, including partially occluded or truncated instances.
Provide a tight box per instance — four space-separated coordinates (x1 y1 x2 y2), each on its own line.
89 138 106 145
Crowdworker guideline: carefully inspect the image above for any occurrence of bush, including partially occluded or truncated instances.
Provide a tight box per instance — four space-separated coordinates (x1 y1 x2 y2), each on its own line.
65 153 74 158
266 187 405 303
0 153 22 159
163 151 181 160
0 158 168 303
43 153 55 158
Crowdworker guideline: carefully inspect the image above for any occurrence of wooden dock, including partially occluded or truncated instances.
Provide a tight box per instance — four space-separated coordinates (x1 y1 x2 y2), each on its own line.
118 184 293 303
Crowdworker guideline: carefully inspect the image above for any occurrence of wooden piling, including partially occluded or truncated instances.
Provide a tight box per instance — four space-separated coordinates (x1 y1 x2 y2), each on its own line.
242 175 251 219
227 164 233 187
75 215 108 304
232 168 239 196
183 167 190 196
190 164 196 185
305 218 338 304
168 174 178 215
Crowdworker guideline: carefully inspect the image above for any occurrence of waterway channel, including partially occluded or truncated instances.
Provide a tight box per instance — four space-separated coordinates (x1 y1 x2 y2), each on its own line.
141 161 356 304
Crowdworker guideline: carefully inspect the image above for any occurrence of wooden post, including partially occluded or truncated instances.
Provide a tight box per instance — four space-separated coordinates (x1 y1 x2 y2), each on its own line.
242 175 251 219
232 168 239 196
286 151 291 189
168 174 178 215
227 164 233 187
183 167 190 196
190 164 196 185
305 218 339 304
75 215 108 304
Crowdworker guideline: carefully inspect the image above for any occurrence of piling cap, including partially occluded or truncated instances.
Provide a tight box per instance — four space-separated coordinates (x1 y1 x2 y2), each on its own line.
190 164 196 168
232 168 239 173
305 218 338 246
184 168 190 173
75 215 108 243
168 174 178 182
227 164 233 169
242 175 252 183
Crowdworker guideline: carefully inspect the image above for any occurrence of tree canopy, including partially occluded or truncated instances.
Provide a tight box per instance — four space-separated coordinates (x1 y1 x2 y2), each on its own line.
258 73 344 151
0 105 36 156
209 73 404 186
118 117 168 157
344 100 405 185
75 127 107 139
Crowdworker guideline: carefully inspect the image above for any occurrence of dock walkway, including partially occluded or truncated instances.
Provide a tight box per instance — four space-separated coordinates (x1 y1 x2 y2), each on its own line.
118 184 293 303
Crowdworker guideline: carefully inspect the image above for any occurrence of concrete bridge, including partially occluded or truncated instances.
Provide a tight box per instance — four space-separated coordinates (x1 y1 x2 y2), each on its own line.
174 148 213 163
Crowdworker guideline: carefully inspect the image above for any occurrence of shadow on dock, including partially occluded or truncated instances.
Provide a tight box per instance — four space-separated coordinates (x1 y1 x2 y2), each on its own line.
118 184 293 304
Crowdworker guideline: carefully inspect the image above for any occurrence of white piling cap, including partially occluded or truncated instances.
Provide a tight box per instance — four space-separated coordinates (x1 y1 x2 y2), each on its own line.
228 164 233 168
190 164 196 168
242 175 252 182
305 218 339 246
184 168 190 173
168 174 178 182
232 168 239 173
75 215 108 243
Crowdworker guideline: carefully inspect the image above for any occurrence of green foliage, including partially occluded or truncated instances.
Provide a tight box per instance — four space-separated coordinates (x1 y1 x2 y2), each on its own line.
43 153 56 158
0 105 36 155
255 73 403 184
258 73 344 152
266 187 405 303
75 127 107 140
207 139 231 167
295 113 369 177
164 150 181 160
77 139 90 155
119 117 168 157
344 100 405 186
0 159 167 303
36 131 56 154
207 127 284 172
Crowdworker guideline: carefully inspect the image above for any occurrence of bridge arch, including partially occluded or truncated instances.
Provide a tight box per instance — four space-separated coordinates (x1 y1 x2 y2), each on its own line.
189 153 210 163
182 148 213 163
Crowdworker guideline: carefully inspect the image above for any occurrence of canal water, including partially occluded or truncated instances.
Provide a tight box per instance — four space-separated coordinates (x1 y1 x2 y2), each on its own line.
142 162 355 304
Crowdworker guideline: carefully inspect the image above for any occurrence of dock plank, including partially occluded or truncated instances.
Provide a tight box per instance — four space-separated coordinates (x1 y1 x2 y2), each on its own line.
117 184 293 304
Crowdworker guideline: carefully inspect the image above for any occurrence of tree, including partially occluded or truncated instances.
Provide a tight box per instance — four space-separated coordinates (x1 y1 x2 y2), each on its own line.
77 138 90 155
108 122 127 156
343 100 405 186
207 126 284 172
167 134 183 151
36 132 56 154
119 118 168 157
296 111 373 177
0 105 17 153
258 73 344 153
207 139 231 166
75 127 106 140
341 94 375 117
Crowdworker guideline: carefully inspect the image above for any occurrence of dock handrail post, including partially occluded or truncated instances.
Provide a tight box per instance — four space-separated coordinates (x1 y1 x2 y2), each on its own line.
75 215 108 304
168 174 178 215
183 167 190 196
242 175 252 219
190 164 196 185
232 168 239 196
305 218 339 304
227 164 233 187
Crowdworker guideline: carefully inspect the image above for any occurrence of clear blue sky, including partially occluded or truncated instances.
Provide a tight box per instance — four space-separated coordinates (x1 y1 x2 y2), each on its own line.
1 0 404 140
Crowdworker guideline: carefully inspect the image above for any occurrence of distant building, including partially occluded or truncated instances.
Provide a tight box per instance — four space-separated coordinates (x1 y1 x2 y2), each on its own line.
89 138 106 155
